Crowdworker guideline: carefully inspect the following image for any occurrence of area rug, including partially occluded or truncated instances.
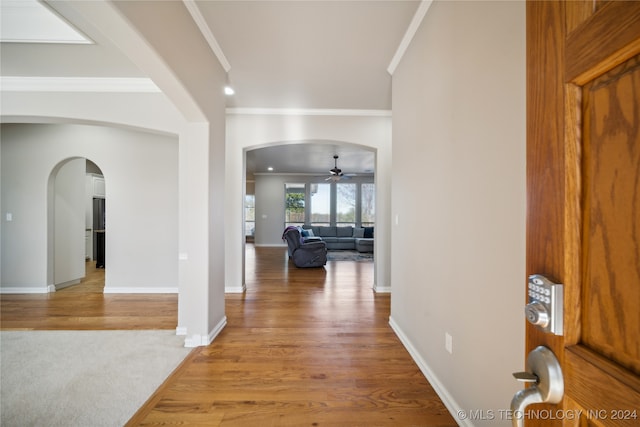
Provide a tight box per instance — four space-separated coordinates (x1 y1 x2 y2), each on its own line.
0 330 192 427
326 250 373 262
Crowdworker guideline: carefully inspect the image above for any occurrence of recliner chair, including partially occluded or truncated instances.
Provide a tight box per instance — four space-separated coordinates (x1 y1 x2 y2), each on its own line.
282 227 327 268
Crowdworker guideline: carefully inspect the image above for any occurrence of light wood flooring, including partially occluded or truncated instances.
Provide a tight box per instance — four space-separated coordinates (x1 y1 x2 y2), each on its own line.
0 261 178 330
1 246 456 426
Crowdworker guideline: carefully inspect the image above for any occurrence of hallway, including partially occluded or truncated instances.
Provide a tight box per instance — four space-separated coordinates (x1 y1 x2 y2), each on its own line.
128 245 456 426
0 246 456 425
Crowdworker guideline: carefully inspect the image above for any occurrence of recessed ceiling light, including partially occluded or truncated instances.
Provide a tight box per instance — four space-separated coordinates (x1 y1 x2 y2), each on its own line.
224 85 235 96
267 167 274 171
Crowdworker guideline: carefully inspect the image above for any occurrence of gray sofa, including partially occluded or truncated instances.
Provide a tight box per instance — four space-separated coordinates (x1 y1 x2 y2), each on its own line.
301 226 374 253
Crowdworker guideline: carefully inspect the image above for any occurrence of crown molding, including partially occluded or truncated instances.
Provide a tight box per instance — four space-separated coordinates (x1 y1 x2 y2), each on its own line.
226 108 391 117
387 0 433 75
183 0 231 72
0 77 161 93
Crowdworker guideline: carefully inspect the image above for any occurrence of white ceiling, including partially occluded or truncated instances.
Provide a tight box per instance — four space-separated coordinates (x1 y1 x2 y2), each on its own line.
196 0 418 110
246 142 375 178
0 0 422 175
0 0 90 44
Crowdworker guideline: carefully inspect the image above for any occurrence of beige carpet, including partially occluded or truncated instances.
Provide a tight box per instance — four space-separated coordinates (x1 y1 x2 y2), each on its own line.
0 330 191 427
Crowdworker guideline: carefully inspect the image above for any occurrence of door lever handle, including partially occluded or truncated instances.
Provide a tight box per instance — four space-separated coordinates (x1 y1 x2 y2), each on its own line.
510 346 563 427
512 371 538 383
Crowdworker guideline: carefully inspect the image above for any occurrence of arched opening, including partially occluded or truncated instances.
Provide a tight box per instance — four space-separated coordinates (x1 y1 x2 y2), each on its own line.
47 157 106 292
242 140 376 289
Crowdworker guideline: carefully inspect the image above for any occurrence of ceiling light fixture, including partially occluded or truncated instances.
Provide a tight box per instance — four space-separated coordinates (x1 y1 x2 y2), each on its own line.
267 167 274 171
224 73 235 96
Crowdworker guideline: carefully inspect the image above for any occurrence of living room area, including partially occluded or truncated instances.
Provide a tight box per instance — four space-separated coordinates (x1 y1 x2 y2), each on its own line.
245 143 376 256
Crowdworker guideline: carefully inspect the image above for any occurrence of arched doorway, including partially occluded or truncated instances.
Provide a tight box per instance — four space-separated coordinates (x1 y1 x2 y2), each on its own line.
48 157 106 292
224 112 393 295
243 141 377 287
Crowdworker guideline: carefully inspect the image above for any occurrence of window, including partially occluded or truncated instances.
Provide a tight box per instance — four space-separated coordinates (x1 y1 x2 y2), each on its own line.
245 194 255 237
336 183 356 227
285 181 375 228
285 183 305 227
310 183 330 225
361 183 375 227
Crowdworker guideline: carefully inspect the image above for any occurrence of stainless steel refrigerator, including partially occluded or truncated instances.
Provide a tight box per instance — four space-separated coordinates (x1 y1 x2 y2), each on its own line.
93 198 106 268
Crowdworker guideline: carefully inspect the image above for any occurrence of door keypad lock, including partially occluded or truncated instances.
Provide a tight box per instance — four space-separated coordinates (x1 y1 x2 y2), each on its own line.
525 275 563 335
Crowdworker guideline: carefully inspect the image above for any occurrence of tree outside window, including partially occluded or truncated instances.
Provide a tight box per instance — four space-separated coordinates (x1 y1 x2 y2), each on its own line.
310 183 330 225
285 183 305 226
361 183 375 226
245 194 255 236
285 181 375 228
337 183 356 226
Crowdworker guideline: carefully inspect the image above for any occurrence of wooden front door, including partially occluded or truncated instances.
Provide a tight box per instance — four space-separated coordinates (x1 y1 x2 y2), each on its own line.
526 1 640 426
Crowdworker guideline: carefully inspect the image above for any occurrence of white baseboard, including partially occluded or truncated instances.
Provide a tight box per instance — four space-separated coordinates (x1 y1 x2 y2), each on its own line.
182 335 204 348
225 283 246 293
103 287 179 294
175 326 187 336
254 243 287 248
53 279 80 291
373 284 391 293
0 286 48 294
208 316 227 343
2 285 179 294
388 315 471 427
183 316 228 348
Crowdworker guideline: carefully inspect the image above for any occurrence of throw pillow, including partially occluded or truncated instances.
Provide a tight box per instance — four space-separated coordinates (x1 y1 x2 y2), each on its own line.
364 227 374 238
353 228 365 238
306 229 315 237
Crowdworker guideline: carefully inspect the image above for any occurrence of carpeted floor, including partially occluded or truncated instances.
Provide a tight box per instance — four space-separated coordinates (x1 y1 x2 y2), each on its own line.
0 330 191 427
326 250 374 262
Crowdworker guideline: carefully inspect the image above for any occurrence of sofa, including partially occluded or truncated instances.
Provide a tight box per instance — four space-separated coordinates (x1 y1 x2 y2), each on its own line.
300 226 374 253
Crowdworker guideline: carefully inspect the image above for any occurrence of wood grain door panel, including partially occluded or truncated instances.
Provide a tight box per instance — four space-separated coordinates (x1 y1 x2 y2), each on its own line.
527 1 640 426
581 55 640 375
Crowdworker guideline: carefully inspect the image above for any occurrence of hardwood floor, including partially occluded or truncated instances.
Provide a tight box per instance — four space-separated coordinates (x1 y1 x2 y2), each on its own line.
128 246 456 426
1 246 456 426
0 261 178 330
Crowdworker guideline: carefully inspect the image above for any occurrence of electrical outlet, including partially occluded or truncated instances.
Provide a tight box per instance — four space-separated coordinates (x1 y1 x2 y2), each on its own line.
445 332 453 354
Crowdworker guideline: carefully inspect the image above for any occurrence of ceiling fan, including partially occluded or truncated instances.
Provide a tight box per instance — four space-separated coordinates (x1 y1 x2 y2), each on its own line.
326 155 348 181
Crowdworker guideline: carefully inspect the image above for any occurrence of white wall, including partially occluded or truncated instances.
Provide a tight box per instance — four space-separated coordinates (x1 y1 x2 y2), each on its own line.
1 123 179 293
254 174 289 246
390 1 525 425
225 113 392 293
